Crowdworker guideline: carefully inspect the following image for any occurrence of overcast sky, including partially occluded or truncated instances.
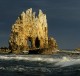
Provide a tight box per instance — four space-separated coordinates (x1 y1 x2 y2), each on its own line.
0 0 80 49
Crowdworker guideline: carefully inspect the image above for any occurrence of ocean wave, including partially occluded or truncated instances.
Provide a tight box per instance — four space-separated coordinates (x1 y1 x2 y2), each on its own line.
0 55 80 67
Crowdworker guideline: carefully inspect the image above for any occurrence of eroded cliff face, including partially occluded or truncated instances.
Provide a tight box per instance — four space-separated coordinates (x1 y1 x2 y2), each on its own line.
9 8 58 54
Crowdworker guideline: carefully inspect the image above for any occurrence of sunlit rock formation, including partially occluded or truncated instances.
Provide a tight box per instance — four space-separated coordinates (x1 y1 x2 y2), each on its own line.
75 48 80 51
9 8 58 54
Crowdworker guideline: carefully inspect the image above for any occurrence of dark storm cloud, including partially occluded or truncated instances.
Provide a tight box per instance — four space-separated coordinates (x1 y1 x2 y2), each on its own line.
0 0 80 49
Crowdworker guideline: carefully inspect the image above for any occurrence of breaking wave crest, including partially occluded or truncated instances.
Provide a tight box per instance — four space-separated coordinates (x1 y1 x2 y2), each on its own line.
55 57 80 67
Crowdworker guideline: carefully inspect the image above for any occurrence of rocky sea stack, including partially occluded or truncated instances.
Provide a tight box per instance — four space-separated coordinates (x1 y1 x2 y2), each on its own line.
7 8 58 54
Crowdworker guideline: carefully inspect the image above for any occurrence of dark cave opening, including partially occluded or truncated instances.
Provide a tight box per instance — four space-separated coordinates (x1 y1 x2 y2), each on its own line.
35 37 40 48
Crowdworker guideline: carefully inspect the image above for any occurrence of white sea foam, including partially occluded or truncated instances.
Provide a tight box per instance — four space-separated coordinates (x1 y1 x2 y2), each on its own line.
0 55 59 63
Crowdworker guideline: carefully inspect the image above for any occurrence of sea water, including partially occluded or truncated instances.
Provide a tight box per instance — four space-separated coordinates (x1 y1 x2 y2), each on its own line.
0 53 80 76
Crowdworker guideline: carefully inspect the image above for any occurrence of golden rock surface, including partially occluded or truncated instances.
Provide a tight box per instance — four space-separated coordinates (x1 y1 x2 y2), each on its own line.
9 8 58 54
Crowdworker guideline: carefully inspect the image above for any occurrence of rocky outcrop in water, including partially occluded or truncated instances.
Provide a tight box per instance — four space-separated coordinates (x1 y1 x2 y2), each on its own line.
39 37 58 54
0 47 11 54
9 8 59 54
